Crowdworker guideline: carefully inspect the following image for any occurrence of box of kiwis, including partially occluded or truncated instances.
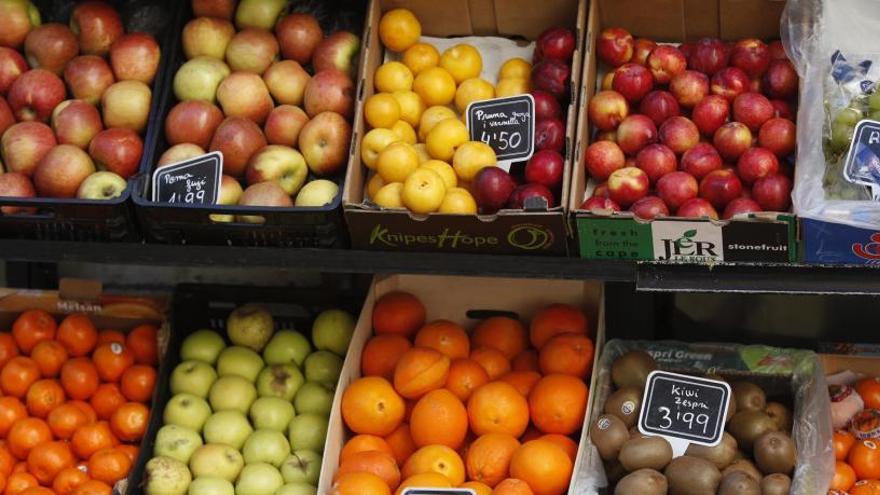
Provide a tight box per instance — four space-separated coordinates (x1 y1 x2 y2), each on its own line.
572 340 834 495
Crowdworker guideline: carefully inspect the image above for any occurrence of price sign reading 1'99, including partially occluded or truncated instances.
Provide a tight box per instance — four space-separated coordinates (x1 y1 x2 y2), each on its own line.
465 94 536 168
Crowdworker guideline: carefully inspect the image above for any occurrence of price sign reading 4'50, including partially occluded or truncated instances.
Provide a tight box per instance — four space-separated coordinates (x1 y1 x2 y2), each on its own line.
465 94 535 168
638 370 731 457
152 151 222 205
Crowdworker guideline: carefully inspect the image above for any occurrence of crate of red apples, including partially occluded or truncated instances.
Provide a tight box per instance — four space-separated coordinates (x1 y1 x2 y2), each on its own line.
570 0 798 263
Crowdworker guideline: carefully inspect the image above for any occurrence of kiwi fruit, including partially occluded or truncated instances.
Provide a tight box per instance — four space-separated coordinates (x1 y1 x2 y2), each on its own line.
611 351 657 389
764 402 793 432
731 382 767 412
604 387 642 427
728 410 777 451
618 436 673 471
664 455 721 495
685 432 738 469
721 459 762 482
590 414 629 461
628 426 649 439
753 431 796 475
761 473 792 495
717 471 760 495
614 468 667 495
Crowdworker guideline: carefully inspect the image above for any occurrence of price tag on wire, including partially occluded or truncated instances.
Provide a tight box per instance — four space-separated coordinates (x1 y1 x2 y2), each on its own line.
152 151 222 205
638 370 731 457
465 94 535 171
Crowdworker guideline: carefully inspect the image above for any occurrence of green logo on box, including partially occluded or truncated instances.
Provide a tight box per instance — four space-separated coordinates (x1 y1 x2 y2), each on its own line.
578 218 653 260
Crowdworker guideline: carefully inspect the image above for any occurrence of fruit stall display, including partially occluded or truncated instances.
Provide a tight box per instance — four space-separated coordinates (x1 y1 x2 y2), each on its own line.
130 0 364 247
320 274 603 495
0 0 172 241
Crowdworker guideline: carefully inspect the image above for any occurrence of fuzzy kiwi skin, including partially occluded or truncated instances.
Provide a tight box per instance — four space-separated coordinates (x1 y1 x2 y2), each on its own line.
614 468 668 495
664 455 721 495
611 351 657 389
722 459 763 482
728 410 777 451
604 387 642 427
590 414 629 461
685 432 738 469
761 473 792 495
731 382 767 412
618 436 673 472
765 402 793 432
718 471 761 495
754 431 796 475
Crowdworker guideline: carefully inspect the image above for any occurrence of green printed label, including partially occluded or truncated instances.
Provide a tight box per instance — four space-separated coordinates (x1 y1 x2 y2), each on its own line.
578 218 653 259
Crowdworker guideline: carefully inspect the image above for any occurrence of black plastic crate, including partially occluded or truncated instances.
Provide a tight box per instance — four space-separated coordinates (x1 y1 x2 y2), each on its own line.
0 0 179 242
131 1 366 248
125 282 365 494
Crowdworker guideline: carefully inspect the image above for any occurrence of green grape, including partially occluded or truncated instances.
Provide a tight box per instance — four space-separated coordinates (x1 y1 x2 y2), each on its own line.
869 109 880 121
830 121 856 151
869 91 880 111
835 107 864 126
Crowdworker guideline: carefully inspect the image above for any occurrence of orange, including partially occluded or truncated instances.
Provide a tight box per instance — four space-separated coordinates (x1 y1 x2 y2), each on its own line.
385 423 417 465
120 365 156 403
832 461 857 492
520 427 542 443
362 335 412 379
393 347 450 399
852 480 880 495
850 439 880 480
60 359 99 401
336 450 401 490
126 324 158 366
92 343 135 382
467 382 529 437
5 472 37 495
472 318 528 359
539 435 577 462
342 377 406 436
509 440 572 495
26 441 75 485
68 401 97 424
465 433 521 487
373 291 426 337
461 481 492 495
333 471 391 495
72 480 112 495
52 467 89 495
835 430 857 461
856 377 880 410
30 341 68 378
11 310 56 354
396 473 451 495
116 445 138 464
493 478 534 495
88 448 131 484
511 351 539 373
0 334 19 371
470 348 510 380
1 357 40 398
71 421 115 460
97 330 125 346
402 445 466 485
0 445 14 476
378 8 421 53
110 402 149 442
410 389 468 449
538 333 594 378
445 359 490 401
90 384 126 420
8 418 52 460
56 314 97 358
0 398 27 437
402 43 440 75
19 485 54 495
529 304 588 349
528 374 587 435
499 372 541 397
341 435 394 463
25 379 66 418
48 404 91 440
414 321 470 359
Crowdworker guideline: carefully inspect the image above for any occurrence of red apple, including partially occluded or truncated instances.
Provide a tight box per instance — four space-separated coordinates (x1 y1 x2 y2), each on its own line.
639 91 680 127
751 174 791 211
593 182 609 198
677 197 718 219
109 33 161 84
597 28 634 67
585 141 624 181
531 59 570 101
0 122 56 176
7 69 65 122
0 172 36 214
699 168 742 209
63 55 115 105
165 101 224 149
88 128 143 179
758 117 796 157
630 195 669 219
192 0 236 20
525 149 564 188
535 118 565 152
612 63 653 103
581 195 620 212
33 144 97 198
616 114 657 156
51 100 104 150
0 96 13 136
532 90 563 122
763 59 798 99
737 147 779 184
157 143 205 167
474 167 517 213
635 144 676 184
689 38 729 75
264 105 309 147
769 41 787 60
217 72 274 125
669 70 709 107
23 23 78 75
680 143 722 180
679 42 695 62
730 39 770 78
749 77 763 93
303 69 354 119
225 29 279 75
691 94 729 136
0 47 27 94
632 38 657 66
537 27 575 63
733 92 774 131
647 45 686 84
238 182 293 213
209 117 268 178
312 31 360 77
275 13 323 65
101 80 152 132
297 111 351 176
722 197 762 219
508 183 555 209
588 90 628 131
659 116 699 154
0 0 40 49
263 60 310 106
770 99 794 120
713 121 753 161
607 166 649 207
710 67 749 101
182 16 236 60
70 1 123 56
657 171 698 211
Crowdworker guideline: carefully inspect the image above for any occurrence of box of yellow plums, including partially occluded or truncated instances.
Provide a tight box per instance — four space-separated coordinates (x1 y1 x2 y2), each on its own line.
342 0 586 255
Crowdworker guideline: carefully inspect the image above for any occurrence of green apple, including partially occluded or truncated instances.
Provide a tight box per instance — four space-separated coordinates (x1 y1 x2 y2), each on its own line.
181 330 227 364
311 309 355 356
227 304 275 352
170 360 218 398
276 483 317 495
256 364 304 401
235 0 286 30
236 462 284 495
280 450 321 485
288 414 328 453
145 456 191 495
164 393 212 433
154 424 203 464
293 382 334 416
209 375 257 414
217 346 265 382
203 411 253 450
242 429 291 467
304 351 343 385
249 397 295 432
263 330 311 367
189 444 244 482
188 477 234 495
173 56 230 103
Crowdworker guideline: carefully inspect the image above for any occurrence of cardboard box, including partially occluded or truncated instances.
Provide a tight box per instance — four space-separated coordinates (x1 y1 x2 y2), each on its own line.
821 353 880 376
342 0 586 255
801 217 880 264
319 274 606 494
569 0 798 263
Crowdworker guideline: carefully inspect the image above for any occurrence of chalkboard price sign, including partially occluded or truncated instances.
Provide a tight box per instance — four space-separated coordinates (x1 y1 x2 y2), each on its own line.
843 119 880 192
152 151 222 205
466 94 535 166
638 370 731 456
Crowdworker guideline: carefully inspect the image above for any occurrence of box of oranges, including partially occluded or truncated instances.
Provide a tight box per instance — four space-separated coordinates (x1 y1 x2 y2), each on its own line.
319 274 605 495
342 0 586 255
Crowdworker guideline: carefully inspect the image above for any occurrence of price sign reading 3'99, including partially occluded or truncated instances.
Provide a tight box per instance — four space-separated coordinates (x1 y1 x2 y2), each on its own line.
465 94 535 169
